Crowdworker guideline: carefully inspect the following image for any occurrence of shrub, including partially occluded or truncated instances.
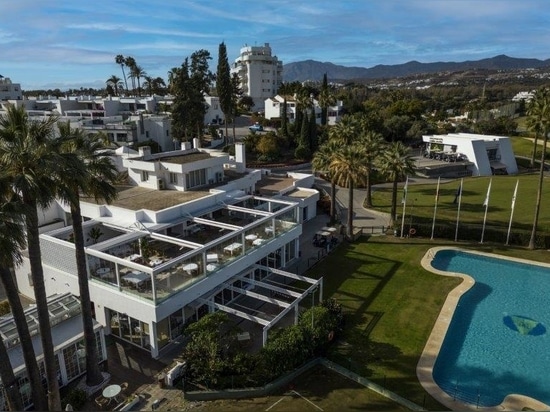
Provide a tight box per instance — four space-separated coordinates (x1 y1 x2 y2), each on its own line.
0 300 10 317
61 388 87 410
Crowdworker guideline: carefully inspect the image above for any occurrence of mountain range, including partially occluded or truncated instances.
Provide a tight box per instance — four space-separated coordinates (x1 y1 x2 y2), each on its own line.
282 55 550 83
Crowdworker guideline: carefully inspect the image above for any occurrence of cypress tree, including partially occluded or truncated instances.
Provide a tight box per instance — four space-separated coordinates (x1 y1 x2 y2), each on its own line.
320 73 329 126
217 42 232 142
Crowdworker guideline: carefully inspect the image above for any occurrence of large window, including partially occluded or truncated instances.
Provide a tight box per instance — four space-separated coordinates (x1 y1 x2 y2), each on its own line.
169 172 178 184
185 168 206 188
141 170 149 182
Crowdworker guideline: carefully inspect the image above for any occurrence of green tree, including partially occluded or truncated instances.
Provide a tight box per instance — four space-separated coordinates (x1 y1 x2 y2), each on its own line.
56 122 118 386
527 87 550 249
0 105 64 410
216 42 232 142
130 64 147 97
124 56 137 94
377 141 415 226
106 75 122 96
256 133 279 161
318 73 335 126
230 73 243 143
170 59 191 141
281 98 289 139
358 126 385 208
115 54 129 93
312 140 341 224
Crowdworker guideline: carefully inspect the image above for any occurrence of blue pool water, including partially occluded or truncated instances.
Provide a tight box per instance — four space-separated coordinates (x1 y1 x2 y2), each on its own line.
431 249 550 407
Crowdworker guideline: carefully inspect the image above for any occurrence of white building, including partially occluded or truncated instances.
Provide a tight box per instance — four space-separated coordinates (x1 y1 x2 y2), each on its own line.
264 94 344 126
231 43 283 110
0 293 106 410
14 144 321 360
0 77 22 101
422 133 518 176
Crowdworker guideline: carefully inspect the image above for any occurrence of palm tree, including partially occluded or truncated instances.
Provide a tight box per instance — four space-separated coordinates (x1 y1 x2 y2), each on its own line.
56 122 118 386
167 67 180 94
377 141 415 227
312 140 341 224
124 56 137 95
528 88 550 249
106 75 122 96
330 145 368 238
0 105 68 410
143 75 153 96
115 55 128 93
131 65 147 97
358 127 385 208
0 185 29 411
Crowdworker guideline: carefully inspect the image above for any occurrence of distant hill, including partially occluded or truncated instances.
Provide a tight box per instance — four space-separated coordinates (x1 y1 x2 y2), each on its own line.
283 55 550 82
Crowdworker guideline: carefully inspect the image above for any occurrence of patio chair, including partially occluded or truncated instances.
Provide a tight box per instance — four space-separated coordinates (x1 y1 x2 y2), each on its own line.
95 395 109 409
120 381 129 394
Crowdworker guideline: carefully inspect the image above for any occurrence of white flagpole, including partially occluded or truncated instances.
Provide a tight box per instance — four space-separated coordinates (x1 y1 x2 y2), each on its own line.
454 178 463 242
431 176 441 240
400 176 409 238
480 178 492 244
506 179 519 245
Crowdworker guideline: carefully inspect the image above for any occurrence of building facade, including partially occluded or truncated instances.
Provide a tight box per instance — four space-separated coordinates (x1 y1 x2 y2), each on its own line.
264 94 344 126
231 43 283 110
0 77 22 101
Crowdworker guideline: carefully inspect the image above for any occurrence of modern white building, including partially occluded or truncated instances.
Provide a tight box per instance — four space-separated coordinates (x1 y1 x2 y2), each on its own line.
0 293 106 410
422 133 518 176
231 43 283 110
264 94 344 126
0 77 22 101
14 143 321 360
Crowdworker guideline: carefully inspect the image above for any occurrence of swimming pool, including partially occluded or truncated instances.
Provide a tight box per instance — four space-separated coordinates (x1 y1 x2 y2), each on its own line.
430 249 550 407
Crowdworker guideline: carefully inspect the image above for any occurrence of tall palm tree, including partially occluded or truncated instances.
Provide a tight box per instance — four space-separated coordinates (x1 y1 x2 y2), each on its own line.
528 88 550 249
131 65 147 97
377 141 415 227
330 145 368 238
167 67 180 95
358 127 385 208
106 75 122 96
0 184 29 411
56 123 118 386
124 56 137 95
143 75 153 97
115 55 128 93
312 140 341 224
0 105 70 410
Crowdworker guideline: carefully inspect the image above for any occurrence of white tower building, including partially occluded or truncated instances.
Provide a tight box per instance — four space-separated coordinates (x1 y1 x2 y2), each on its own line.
231 43 283 110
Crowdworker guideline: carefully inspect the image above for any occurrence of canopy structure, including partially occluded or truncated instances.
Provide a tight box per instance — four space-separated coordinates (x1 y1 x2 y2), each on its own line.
196 264 323 346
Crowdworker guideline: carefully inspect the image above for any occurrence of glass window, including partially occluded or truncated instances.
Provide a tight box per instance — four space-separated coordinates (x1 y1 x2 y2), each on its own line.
169 173 178 184
141 170 149 182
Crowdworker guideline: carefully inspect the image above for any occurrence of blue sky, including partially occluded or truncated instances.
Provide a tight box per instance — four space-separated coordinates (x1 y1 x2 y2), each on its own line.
2 0 550 90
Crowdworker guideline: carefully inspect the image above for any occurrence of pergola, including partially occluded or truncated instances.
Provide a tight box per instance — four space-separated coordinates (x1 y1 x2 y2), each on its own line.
197 264 323 346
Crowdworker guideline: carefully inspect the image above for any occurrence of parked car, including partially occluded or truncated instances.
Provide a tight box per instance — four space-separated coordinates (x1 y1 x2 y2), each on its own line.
249 123 263 132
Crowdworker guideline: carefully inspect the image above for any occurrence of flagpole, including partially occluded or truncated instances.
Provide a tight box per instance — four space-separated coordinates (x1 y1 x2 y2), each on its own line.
480 179 492 244
400 176 409 238
454 178 463 242
506 179 519 245
431 176 440 240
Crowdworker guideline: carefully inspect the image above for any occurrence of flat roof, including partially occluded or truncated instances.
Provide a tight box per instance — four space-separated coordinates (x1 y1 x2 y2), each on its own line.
255 175 296 196
82 185 211 211
155 152 212 164
284 188 317 199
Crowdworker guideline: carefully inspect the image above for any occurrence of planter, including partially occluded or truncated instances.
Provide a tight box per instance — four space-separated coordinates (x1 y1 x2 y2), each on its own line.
114 394 141 411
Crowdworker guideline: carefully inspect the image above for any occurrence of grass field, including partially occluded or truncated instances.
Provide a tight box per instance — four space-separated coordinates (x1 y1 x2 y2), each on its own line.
371 174 550 243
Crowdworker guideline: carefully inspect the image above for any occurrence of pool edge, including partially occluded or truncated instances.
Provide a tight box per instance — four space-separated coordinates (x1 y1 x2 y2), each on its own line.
416 246 550 412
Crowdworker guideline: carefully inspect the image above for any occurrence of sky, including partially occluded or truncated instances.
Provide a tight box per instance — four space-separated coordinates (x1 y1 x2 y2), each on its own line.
2 0 550 91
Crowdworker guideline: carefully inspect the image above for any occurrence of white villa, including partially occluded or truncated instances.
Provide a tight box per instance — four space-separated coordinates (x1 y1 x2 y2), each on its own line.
13 142 322 360
422 133 518 177
264 94 344 126
0 77 22 101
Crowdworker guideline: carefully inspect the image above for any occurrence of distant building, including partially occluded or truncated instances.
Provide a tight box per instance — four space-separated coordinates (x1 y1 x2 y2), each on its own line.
231 43 283 110
0 76 22 101
422 133 518 177
512 91 535 103
264 94 344 126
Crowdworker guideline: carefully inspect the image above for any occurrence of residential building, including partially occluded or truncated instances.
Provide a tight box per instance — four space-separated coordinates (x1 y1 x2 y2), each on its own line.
231 43 283 110
421 133 518 177
0 293 106 410
0 76 22 101
14 143 321 360
264 94 344 126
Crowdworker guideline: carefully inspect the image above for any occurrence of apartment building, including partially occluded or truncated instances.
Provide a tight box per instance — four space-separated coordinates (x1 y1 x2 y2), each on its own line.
14 143 321 359
231 43 283 110
0 76 22 101
264 94 344 126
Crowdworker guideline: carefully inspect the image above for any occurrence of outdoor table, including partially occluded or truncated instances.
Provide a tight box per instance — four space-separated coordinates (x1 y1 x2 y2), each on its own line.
182 263 199 275
206 253 219 263
252 238 265 246
102 384 122 404
149 257 163 266
122 271 150 287
245 234 258 242
264 227 274 235
224 242 242 255
126 254 141 262
95 267 111 278
206 263 219 272
322 227 337 233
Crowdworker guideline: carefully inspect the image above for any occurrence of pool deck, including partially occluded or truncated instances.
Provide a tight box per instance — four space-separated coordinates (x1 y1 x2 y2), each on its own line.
417 246 550 412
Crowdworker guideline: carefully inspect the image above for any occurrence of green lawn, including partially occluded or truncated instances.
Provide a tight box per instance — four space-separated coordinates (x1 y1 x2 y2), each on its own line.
371 174 550 244
303 236 550 410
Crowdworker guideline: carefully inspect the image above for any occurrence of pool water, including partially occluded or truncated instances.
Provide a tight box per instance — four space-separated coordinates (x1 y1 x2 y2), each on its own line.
431 249 550 407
